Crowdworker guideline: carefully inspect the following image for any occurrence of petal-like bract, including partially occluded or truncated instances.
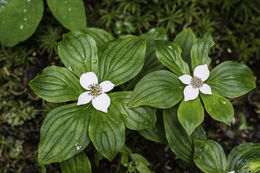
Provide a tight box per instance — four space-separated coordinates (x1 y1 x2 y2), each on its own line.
80 72 98 90
184 85 199 101
199 84 212 95
99 81 115 93
178 74 192 85
77 91 92 105
193 64 210 82
92 93 111 113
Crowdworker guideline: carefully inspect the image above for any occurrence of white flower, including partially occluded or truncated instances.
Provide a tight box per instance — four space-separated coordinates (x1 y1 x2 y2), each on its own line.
77 72 114 113
178 64 212 101
228 171 235 173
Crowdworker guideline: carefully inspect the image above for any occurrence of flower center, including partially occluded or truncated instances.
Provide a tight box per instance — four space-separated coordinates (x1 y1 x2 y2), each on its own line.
191 76 203 88
88 84 102 97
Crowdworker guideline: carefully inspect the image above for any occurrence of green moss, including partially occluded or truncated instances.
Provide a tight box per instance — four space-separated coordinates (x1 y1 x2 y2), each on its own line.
86 0 260 62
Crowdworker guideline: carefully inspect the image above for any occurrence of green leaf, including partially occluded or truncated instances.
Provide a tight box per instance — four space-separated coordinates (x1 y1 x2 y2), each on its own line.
58 31 98 77
207 61 256 98
155 41 190 76
81 27 114 48
139 113 167 144
227 143 260 172
191 32 214 70
89 109 125 161
60 152 92 173
109 92 157 131
130 153 152 173
142 28 168 41
163 107 206 163
193 139 227 173
98 37 146 86
191 126 207 141
124 44 165 90
141 46 165 75
129 70 184 109
47 0 86 31
0 0 43 46
201 93 234 125
38 104 91 165
120 145 131 166
174 28 197 67
125 28 166 90
29 66 83 103
177 98 204 135
40 166 46 173
93 152 103 167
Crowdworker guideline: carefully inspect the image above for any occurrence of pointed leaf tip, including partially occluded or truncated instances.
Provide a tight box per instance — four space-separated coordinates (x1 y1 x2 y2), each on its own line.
178 98 204 136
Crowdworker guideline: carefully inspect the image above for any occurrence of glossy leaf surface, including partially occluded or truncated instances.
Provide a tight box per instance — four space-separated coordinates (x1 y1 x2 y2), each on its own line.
142 28 168 41
207 61 256 98
177 98 204 135
0 0 43 46
201 93 234 125
109 92 157 131
89 109 125 161
81 27 114 48
164 107 206 163
58 32 98 77
227 143 260 173
129 70 184 108
191 33 214 70
29 66 83 103
174 28 197 67
47 0 86 31
60 152 92 173
155 41 190 76
38 104 91 165
98 37 146 86
194 139 227 173
125 28 166 90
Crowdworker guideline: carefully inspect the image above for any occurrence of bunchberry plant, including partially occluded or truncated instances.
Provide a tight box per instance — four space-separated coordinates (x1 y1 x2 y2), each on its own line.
28 27 258 173
193 140 260 173
29 28 160 169
178 64 212 101
126 28 258 173
77 72 115 112
129 28 256 136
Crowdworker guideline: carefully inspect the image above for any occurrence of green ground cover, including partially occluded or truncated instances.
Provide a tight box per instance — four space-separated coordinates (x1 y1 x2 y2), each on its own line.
0 0 259 172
